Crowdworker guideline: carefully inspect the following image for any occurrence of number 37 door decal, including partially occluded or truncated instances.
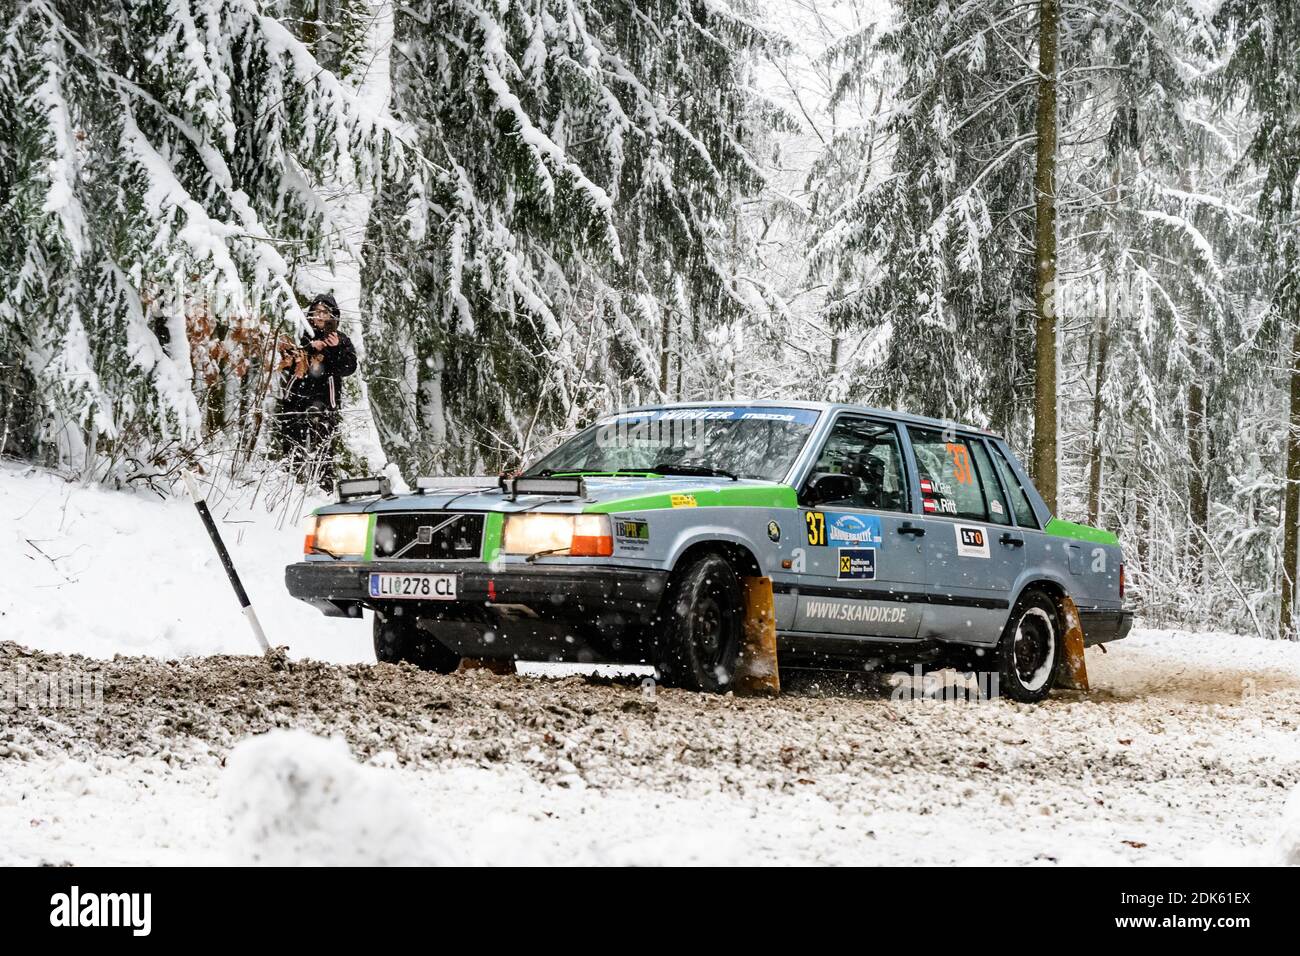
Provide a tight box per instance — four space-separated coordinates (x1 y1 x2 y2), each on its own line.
806 510 827 546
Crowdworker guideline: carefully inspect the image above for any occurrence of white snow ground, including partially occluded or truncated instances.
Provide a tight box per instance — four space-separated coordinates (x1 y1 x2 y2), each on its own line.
2 462 1299 866
1 462 363 662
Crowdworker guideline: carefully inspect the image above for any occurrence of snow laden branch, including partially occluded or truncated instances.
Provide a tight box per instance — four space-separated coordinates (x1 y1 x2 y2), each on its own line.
0 0 393 477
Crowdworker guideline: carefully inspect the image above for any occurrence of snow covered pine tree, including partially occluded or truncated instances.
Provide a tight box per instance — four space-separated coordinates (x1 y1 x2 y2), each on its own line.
361 1 782 478
0 0 387 480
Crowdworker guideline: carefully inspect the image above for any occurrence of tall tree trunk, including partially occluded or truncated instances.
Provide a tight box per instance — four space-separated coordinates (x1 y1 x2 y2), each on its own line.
1031 0 1060 513
1187 357 1208 587
1281 321 1300 637
1134 429 1150 574
675 311 683 399
659 306 671 396
1086 277 1111 526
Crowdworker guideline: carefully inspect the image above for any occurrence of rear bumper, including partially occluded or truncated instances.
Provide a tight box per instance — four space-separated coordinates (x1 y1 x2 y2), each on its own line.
1079 608 1134 646
284 560 668 623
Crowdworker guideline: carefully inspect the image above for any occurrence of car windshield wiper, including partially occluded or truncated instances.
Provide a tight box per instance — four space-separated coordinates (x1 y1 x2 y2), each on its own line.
649 463 740 481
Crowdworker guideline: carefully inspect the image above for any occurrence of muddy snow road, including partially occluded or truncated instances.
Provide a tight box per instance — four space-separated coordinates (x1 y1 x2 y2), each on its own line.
3 630 1300 866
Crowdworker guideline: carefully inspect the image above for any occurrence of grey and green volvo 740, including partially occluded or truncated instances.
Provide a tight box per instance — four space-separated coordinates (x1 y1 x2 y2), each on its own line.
286 402 1132 701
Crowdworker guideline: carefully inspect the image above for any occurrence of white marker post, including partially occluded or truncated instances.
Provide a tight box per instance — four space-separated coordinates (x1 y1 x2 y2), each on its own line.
182 471 271 653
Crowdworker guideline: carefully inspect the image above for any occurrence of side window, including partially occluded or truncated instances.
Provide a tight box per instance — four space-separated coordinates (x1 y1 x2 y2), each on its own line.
988 443 1040 529
906 428 988 522
804 416 910 513
969 440 1011 526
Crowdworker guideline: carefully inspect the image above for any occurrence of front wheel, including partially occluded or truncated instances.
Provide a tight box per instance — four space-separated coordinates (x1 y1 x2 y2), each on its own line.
656 554 744 692
373 609 461 673
996 591 1061 703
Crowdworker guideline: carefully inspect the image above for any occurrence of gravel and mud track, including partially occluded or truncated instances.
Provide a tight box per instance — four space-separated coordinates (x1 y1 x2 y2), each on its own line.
3 632 1300 865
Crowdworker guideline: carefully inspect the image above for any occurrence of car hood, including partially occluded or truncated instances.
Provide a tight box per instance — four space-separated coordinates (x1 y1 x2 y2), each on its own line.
316 475 797 515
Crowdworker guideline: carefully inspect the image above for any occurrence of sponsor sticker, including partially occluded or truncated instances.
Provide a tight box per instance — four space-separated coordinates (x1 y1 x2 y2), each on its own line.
767 520 781 542
825 512 883 547
670 494 697 508
804 599 908 624
954 524 990 559
837 547 877 580
990 500 1004 515
614 517 649 550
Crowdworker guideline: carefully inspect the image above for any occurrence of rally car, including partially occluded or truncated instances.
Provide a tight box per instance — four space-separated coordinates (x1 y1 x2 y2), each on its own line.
285 402 1132 701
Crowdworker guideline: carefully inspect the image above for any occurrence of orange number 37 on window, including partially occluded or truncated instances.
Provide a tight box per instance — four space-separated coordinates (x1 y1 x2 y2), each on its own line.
946 442 973 485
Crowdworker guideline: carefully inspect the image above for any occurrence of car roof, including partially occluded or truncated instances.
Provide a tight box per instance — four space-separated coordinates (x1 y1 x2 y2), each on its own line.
620 400 1005 441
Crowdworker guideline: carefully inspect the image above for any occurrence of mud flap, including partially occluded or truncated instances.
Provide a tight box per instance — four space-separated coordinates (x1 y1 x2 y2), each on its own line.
457 658 515 675
735 576 780 697
1056 594 1090 692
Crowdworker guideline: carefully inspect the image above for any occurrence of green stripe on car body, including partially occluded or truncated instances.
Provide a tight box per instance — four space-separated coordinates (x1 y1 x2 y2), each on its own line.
1044 517 1118 546
583 484 799 514
363 512 377 561
481 511 504 562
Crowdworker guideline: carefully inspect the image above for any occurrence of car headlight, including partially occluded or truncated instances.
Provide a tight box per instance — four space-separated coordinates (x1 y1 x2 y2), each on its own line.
501 513 612 557
308 513 370 557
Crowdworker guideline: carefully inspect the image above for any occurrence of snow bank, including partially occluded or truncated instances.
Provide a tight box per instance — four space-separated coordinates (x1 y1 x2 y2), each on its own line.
0 463 366 662
222 730 453 865
1278 784 1300 866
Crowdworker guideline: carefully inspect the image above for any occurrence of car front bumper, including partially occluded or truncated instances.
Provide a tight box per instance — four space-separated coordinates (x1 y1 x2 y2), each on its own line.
284 560 668 623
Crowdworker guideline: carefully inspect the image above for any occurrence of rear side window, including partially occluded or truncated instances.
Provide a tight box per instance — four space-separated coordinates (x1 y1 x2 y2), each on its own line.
969 440 1011 526
907 428 988 521
988 443 1039 529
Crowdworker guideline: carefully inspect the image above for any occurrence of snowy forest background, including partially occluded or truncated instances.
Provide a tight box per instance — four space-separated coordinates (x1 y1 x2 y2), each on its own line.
1 0 1298 639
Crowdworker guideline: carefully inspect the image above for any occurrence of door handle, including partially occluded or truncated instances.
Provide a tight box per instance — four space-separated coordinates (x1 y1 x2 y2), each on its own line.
1000 533 1024 547
898 522 925 537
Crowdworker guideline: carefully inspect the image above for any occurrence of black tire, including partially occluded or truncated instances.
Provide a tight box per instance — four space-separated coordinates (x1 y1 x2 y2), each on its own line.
656 554 744 693
372 609 461 673
996 590 1061 703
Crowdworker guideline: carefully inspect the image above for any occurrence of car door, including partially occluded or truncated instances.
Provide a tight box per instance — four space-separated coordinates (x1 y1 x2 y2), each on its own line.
791 414 926 639
904 427 1026 643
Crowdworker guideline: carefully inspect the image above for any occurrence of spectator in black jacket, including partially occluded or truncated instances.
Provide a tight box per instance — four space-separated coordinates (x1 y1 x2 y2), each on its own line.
279 293 357 487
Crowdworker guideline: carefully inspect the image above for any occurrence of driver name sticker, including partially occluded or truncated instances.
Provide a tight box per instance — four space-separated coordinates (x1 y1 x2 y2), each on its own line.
955 524 989 559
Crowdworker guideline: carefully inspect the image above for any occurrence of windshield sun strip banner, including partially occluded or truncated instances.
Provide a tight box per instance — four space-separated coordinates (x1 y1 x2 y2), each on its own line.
602 406 821 426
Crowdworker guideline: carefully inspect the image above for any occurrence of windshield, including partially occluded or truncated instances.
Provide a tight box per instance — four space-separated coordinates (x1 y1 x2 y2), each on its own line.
525 406 821 482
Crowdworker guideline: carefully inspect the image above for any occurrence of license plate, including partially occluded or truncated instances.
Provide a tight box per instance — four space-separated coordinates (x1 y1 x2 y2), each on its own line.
368 573 457 600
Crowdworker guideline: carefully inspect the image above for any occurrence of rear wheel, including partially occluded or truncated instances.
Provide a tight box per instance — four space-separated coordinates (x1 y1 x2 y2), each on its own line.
656 554 744 692
372 609 461 673
996 591 1061 703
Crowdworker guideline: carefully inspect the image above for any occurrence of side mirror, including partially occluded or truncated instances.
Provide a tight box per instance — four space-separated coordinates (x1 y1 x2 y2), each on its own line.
804 473 856 506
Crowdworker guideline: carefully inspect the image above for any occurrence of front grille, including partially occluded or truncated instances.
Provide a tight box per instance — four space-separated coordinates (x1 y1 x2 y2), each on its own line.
372 513 484 561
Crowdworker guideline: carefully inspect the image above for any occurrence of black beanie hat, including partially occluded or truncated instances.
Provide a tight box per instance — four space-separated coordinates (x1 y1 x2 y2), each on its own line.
306 293 340 319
